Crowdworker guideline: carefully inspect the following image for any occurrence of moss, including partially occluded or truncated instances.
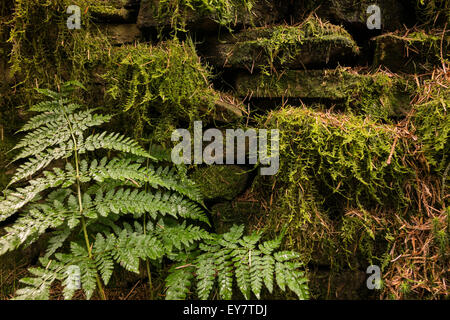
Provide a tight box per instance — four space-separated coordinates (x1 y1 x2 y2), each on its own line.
373 30 449 73
411 78 449 174
88 0 133 22
7 0 112 106
247 106 415 272
211 200 262 233
102 38 217 141
209 16 359 70
190 165 248 201
141 0 256 33
235 68 413 119
263 106 413 207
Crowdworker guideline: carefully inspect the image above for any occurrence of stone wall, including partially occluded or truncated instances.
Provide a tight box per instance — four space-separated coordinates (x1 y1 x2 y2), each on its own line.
0 0 448 299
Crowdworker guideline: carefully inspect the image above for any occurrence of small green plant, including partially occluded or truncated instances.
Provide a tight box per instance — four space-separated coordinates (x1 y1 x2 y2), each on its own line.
0 82 309 300
0 82 208 299
166 225 309 300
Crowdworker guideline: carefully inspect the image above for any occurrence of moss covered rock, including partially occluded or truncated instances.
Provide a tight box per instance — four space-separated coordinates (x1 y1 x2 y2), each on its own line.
190 165 248 201
204 17 359 70
295 0 414 31
89 0 139 23
137 0 279 31
98 24 142 44
235 69 413 118
372 30 449 73
211 200 262 233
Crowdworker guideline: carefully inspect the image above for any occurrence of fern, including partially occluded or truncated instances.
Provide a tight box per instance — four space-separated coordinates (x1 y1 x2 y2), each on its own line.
164 225 309 300
1 82 308 300
0 83 209 300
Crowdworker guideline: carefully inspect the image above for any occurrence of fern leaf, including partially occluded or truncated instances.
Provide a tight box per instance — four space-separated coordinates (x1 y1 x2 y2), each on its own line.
0 205 68 255
18 103 81 132
249 251 264 299
82 132 151 158
9 144 73 185
165 266 194 300
84 158 203 203
233 248 251 299
196 254 216 300
260 255 275 294
0 167 75 221
45 226 71 258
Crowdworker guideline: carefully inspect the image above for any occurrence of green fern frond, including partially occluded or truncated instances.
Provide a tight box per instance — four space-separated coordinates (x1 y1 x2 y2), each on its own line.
45 226 72 259
196 253 217 300
154 220 211 251
9 145 74 185
18 103 81 133
82 131 151 158
165 225 309 300
165 265 195 300
0 205 68 255
83 157 203 203
0 167 76 221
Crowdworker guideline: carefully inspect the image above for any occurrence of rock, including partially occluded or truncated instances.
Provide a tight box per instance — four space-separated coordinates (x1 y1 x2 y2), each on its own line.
203 19 359 70
294 0 414 31
235 69 363 99
137 0 279 31
211 93 245 122
190 165 248 201
211 200 263 234
89 0 139 23
99 24 142 44
372 30 449 73
309 269 369 299
234 69 412 116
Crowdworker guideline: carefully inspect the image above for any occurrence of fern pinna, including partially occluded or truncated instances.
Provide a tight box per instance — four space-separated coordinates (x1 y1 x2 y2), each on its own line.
0 82 208 299
0 82 309 300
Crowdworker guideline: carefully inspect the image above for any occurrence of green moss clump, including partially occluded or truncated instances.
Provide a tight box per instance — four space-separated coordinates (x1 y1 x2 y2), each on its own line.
214 16 359 71
7 0 112 104
373 30 449 73
247 16 359 72
103 39 217 141
263 106 412 210
235 68 413 119
190 165 248 201
248 106 415 270
148 0 255 33
411 78 449 174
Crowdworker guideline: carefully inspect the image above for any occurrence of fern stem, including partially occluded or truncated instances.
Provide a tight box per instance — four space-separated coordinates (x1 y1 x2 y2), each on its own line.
143 205 154 299
64 110 107 300
143 148 154 299
146 259 154 299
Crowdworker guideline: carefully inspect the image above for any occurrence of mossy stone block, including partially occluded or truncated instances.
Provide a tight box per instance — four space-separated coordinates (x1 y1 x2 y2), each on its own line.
296 0 414 31
190 165 248 201
211 200 262 234
137 0 279 31
235 69 413 117
372 31 449 73
205 20 359 70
